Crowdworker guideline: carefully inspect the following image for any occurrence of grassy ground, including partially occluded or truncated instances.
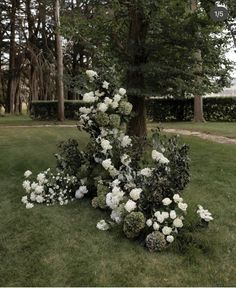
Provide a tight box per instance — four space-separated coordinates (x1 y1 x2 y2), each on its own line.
151 121 236 138
0 126 236 286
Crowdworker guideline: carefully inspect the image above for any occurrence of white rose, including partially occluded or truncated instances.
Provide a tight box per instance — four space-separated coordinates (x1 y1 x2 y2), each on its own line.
140 168 152 177
162 197 172 206
34 185 44 194
119 88 126 96
173 194 183 203
173 218 183 228
146 219 153 227
26 202 34 209
102 81 109 89
129 188 142 201
162 226 172 235
124 199 137 213
166 235 174 243
153 222 160 230
97 103 108 112
24 170 32 178
178 202 188 211
170 210 177 219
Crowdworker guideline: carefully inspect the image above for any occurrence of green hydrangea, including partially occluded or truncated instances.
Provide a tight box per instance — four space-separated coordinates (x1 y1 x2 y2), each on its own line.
95 112 110 126
119 101 133 115
109 114 121 128
123 212 145 238
97 183 109 209
145 231 167 252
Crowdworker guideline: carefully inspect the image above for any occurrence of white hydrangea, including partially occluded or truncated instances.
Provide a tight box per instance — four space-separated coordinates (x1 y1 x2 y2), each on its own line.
104 97 113 106
101 139 112 152
129 188 142 201
36 195 44 203
197 205 214 222
111 210 122 224
24 170 32 178
152 150 169 164
162 197 172 206
173 194 183 203
83 92 96 103
21 196 28 204
26 202 34 209
85 70 98 81
170 210 177 219
95 90 105 97
37 173 46 184
162 226 172 235
102 159 112 170
178 202 188 211
79 107 92 114
154 211 164 224
121 135 132 147
22 180 31 192
75 186 88 199
153 222 160 230
173 218 183 228
146 219 153 227
96 219 109 230
118 88 126 96
102 81 109 89
121 154 131 166
162 212 169 220
111 101 119 109
140 168 152 177
114 94 122 102
97 103 108 112
124 199 137 213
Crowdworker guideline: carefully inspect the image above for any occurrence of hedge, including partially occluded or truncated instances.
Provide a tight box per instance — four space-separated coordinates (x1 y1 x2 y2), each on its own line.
30 100 89 120
146 97 236 122
31 97 236 122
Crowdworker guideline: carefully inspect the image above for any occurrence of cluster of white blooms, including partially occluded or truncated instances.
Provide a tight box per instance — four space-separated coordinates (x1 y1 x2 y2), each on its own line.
145 193 188 244
197 205 214 222
22 169 79 208
106 185 124 210
75 186 88 199
152 150 169 164
86 70 98 81
96 219 109 230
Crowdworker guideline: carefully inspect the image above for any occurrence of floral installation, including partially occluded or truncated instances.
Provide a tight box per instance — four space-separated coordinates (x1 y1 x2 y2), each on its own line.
21 70 214 252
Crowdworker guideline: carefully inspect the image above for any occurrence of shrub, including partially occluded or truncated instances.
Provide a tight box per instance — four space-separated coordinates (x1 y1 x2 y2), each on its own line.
123 212 146 238
145 231 167 252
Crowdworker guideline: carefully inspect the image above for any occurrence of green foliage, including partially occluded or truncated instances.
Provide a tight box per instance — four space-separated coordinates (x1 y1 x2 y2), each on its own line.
146 97 236 122
123 212 146 239
145 231 167 252
97 183 109 209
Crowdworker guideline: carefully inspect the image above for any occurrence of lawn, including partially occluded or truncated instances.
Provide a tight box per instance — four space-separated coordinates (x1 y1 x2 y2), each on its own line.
0 126 236 286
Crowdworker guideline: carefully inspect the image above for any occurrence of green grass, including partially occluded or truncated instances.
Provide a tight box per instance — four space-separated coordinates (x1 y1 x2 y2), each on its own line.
0 127 236 286
149 121 236 138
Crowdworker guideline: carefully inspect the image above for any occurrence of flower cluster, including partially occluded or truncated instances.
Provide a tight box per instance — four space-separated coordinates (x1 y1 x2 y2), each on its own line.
197 205 214 222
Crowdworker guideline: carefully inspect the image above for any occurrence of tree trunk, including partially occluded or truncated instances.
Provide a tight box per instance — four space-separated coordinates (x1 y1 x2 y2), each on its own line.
191 0 205 122
55 0 65 121
6 0 17 114
126 2 148 137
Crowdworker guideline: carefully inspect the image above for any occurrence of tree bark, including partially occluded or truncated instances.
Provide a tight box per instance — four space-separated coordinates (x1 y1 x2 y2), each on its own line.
126 2 148 137
55 0 65 121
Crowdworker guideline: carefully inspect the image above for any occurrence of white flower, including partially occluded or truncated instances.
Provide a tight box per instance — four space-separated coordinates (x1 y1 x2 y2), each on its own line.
75 189 84 199
30 192 36 201
119 88 126 96
166 235 174 243
162 212 169 219
24 170 32 178
124 199 136 213
178 202 188 211
114 94 122 102
96 220 109 231
162 197 172 206
111 210 122 224
162 226 172 235
34 185 44 194
22 180 31 192
197 205 214 222
129 188 142 201
152 150 169 164
104 97 113 105
173 218 183 228
79 107 92 114
37 173 46 184
153 222 160 230
109 167 119 177
173 194 183 203
31 182 38 190
102 81 109 89
111 101 119 109
156 214 164 224
95 90 105 97
101 139 112 152
140 168 152 177
26 202 34 209
83 92 96 103
85 70 98 81
170 210 177 219
36 195 44 203
121 135 132 147
111 179 120 187
21 196 28 204
97 103 108 112
121 154 131 166
146 219 153 227
102 159 112 170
